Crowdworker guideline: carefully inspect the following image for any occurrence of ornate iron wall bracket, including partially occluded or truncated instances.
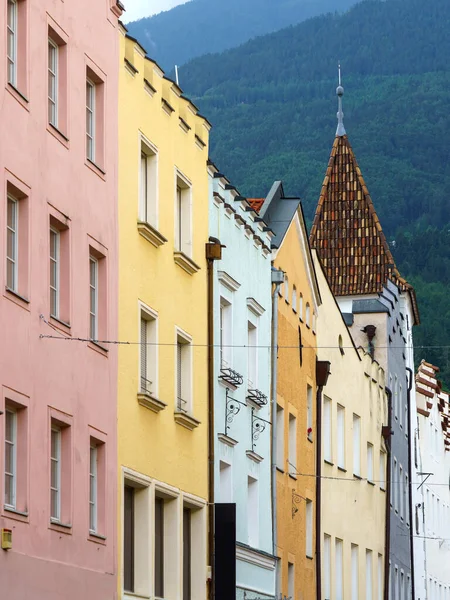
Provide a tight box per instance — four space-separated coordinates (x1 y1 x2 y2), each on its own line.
251 408 271 452
292 489 305 518
224 388 247 436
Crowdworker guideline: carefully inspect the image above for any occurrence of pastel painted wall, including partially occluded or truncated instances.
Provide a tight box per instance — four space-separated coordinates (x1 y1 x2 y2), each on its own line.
0 1 121 598
272 211 319 600
118 28 210 599
314 251 387 600
209 168 275 598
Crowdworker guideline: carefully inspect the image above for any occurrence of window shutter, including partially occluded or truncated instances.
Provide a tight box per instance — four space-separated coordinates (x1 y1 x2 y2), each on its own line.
140 317 147 392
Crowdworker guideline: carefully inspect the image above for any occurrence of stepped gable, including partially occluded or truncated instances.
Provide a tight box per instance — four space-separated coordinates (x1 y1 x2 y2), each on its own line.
309 134 419 323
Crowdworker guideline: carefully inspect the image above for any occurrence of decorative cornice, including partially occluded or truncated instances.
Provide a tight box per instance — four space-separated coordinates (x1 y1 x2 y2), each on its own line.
236 544 276 571
137 221 168 248
174 252 201 275
174 411 200 430
218 271 241 292
137 393 167 413
247 297 265 316
218 433 238 447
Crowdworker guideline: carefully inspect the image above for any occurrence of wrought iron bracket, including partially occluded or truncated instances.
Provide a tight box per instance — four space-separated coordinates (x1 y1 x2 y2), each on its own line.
251 408 271 452
224 388 247 436
292 489 306 518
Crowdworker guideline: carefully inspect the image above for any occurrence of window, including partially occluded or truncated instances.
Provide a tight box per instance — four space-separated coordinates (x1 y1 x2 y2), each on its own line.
351 544 359 600
353 414 361 476
299 293 303 320
7 0 18 86
219 298 232 369
288 562 295 599
380 451 386 490
337 405 345 469
367 443 374 482
89 255 98 339
298 326 303 366
4 408 17 509
176 331 192 413
394 375 398 421
306 302 311 326
335 539 343 600
324 534 331 600
6 194 18 292
292 286 297 312
378 555 383 600
276 404 284 470
86 78 95 161
399 384 403 428
323 396 332 462
48 39 58 126
405 475 409 526
50 227 60 318
139 139 158 226
284 275 289 302
89 444 98 532
393 459 398 512
155 497 164 597
219 461 232 503
288 413 297 475
183 508 192 600
175 173 192 257
123 485 135 592
247 476 259 547
247 320 257 388
399 465 404 519
139 306 158 397
50 427 61 521
366 550 373 600
307 385 313 440
306 499 313 557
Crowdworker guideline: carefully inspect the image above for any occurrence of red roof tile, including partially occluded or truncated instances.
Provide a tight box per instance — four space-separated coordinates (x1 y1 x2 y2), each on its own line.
310 135 419 323
247 198 264 213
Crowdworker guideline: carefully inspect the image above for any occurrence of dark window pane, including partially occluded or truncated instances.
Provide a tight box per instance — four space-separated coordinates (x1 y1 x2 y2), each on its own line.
155 498 164 598
124 485 135 592
183 508 191 600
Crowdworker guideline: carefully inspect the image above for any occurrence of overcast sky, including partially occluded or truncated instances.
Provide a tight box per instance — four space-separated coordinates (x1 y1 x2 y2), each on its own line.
122 0 190 23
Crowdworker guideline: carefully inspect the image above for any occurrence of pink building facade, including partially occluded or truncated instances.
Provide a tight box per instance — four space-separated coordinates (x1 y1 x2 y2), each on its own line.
0 1 122 597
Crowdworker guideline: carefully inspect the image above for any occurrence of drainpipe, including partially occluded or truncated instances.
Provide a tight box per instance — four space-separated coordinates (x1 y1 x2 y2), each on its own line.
206 237 225 600
271 267 284 598
315 360 332 600
383 387 393 600
406 367 416 600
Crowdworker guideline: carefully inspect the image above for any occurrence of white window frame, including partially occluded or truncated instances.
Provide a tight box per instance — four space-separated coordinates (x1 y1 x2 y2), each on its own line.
324 534 331 600
50 227 60 318
351 544 359 600
305 302 311 326
288 413 297 475
175 328 193 414
50 427 62 521
353 414 361 476
86 78 96 162
307 384 313 441
288 562 295 599
306 499 313 557
367 442 374 482
7 0 17 86
393 458 398 512
247 318 258 389
48 39 59 127
139 304 158 397
366 549 373 600
292 285 297 312
247 475 259 548
175 170 192 257
380 451 386 490
89 255 98 340
276 404 284 470
6 194 18 292
337 404 345 469
219 296 232 370
323 395 332 463
335 538 343 600
219 460 232 503
139 136 158 226
399 465 404 520
4 408 17 509
89 444 98 533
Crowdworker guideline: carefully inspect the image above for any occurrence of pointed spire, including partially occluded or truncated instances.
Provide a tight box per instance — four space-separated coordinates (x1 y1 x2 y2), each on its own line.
336 63 346 137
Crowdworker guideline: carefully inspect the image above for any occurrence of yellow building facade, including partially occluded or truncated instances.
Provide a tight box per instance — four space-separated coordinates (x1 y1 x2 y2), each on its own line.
273 208 320 600
118 26 210 600
313 250 388 600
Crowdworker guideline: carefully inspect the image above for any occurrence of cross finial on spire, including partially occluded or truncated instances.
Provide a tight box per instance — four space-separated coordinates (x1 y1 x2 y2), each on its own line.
336 62 346 137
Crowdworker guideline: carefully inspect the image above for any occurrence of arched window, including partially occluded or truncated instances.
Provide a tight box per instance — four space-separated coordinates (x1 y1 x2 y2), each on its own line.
292 286 297 312
305 302 310 326
299 293 303 321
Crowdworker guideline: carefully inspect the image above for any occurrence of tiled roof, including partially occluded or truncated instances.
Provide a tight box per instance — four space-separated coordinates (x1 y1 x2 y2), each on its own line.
310 135 419 323
247 198 265 213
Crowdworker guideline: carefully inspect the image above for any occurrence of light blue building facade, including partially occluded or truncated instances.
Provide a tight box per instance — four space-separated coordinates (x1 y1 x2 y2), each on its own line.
208 163 276 600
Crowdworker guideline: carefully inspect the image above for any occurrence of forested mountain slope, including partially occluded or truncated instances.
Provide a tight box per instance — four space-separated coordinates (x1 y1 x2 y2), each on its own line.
178 0 450 383
126 0 359 71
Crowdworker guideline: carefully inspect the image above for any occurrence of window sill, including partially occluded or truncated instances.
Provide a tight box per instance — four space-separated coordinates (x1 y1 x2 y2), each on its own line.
174 411 201 430
50 315 71 335
88 340 109 357
217 433 238 447
173 251 201 275
337 466 347 472
285 299 289 305
368 480 376 486
324 459 334 466
47 123 69 147
137 221 168 248
85 158 106 179
306 554 314 561
88 531 107 545
288 472 297 480
6 82 29 110
307 436 313 443
137 392 167 413
276 467 285 474
4 287 30 310
123 593 151 600
3 506 29 523
49 519 72 534
353 473 362 480
246 450 264 463
380 487 386 492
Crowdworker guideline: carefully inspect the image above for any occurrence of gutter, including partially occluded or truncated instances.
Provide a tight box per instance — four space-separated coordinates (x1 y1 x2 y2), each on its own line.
406 367 416 600
315 361 331 600
383 387 393 600
271 268 284 597
206 238 225 600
